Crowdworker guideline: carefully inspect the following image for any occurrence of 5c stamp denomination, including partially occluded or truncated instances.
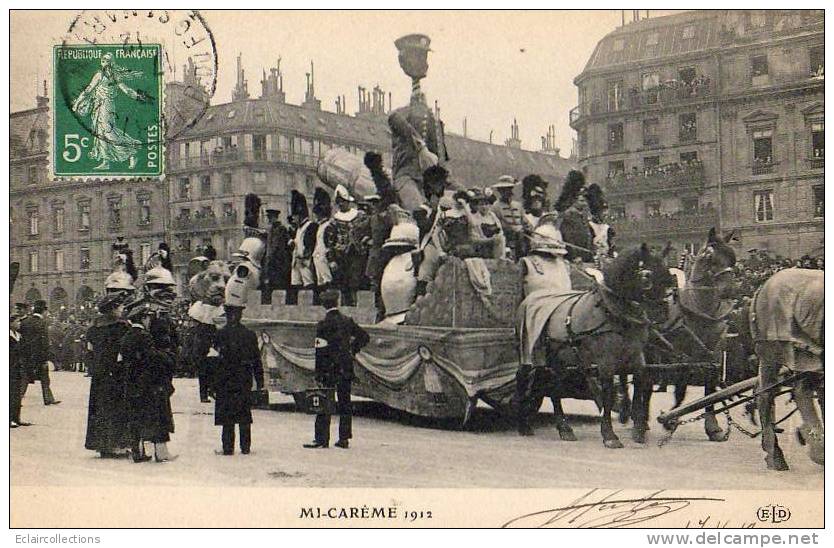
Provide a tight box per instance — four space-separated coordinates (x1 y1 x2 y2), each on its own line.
53 43 163 178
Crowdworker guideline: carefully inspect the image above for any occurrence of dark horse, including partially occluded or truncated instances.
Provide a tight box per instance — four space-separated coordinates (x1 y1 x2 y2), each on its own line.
641 228 738 442
517 244 675 448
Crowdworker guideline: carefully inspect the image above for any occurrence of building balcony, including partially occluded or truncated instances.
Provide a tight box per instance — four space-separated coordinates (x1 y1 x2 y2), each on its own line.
172 211 239 232
570 80 712 128
751 160 776 175
611 209 719 239
168 148 320 172
605 161 705 197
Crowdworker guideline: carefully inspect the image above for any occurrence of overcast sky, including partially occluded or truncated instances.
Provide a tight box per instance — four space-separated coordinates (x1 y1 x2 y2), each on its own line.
11 10 680 156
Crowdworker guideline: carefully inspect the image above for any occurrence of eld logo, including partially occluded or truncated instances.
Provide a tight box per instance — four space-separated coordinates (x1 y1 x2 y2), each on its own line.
757 505 791 523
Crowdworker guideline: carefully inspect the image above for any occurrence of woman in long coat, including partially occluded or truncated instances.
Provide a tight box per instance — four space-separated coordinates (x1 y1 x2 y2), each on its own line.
84 294 130 457
121 302 177 462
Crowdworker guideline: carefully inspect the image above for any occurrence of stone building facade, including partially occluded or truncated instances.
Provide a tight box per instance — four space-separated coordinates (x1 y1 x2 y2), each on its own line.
570 9 823 258
10 92 168 308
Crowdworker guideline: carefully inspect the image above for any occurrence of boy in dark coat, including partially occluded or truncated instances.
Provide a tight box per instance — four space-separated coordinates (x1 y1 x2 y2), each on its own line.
120 300 177 463
84 293 131 457
304 290 370 449
211 304 264 455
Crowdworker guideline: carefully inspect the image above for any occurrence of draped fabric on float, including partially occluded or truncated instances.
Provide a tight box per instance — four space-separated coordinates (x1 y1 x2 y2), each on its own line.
260 336 517 398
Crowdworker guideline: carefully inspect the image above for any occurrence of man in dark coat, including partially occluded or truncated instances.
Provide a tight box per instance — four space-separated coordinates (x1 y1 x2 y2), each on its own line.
84 293 131 457
304 290 370 449
211 304 264 455
555 170 594 264
10 311 30 428
120 300 177 462
19 300 60 405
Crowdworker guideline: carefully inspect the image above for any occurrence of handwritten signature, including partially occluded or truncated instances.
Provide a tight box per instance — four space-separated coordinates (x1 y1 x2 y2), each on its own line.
501 489 725 528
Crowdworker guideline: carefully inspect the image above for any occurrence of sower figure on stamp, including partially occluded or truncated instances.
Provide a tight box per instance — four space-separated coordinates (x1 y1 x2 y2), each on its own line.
20 300 60 406
304 290 370 449
84 293 131 458
211 303 264 456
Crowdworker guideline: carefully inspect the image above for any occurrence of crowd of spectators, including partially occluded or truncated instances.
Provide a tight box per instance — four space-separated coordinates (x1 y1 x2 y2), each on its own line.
734 250 824 298
607 159 704 186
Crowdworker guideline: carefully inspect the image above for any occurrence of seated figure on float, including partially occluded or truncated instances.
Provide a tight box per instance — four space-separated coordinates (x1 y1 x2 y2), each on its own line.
414 193 474 296
461 187 506 260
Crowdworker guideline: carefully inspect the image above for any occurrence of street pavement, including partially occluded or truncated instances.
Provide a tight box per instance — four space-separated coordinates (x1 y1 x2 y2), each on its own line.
10 371 824 489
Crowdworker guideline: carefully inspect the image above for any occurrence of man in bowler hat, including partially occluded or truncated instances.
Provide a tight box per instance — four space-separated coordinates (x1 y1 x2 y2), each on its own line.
304 290 369 449
19 300 60 405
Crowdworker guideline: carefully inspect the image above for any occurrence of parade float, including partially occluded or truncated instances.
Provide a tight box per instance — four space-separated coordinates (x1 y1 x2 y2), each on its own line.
226 34 522 426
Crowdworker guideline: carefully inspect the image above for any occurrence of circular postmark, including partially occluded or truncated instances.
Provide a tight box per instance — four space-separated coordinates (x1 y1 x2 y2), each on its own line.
58 9 217 151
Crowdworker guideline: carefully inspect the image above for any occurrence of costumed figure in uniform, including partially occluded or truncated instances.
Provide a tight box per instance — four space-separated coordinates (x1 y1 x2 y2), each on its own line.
551 170 596 287
288 190 317 305
120 298 177 463
324 185 368 306
261 206 292 300
363 151 404 313
414 193 473 296
210 303 264 455
379 222 421 324
585 183 616 270
84 293 131 457
303 290 370 449
491 175 527 260
388 33 447 212
19 300 60 406
311 187 334 294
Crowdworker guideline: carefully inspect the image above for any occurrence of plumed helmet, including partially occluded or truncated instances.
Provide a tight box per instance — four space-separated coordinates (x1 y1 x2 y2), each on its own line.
383 222 420 249
144 265 177 286
555 170 586 212
530 223 568 256
244 193 262 229
290 190 309 220
105 270 136 291
422 164 449 185
232 237 266 270
522 174 548 209
584 183 607 217
312 187 332 218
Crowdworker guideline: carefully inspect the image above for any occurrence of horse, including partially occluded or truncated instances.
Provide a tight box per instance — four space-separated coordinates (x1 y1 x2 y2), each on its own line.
517 244 675 448
752 268 824 471
642 228 738 441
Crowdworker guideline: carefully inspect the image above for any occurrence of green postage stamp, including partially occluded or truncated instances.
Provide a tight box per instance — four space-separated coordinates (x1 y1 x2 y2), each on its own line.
53 44 163 178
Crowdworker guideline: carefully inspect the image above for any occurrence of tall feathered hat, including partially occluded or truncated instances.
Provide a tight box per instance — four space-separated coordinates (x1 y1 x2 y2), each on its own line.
244 193 262 229
584 183 607 217
290 190 309 221
312 187 332 218
157 242 172 272
522 174 548 210
554 170 586 212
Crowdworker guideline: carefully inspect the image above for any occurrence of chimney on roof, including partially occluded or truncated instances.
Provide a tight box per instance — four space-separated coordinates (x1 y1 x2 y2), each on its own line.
231 53 249 102
260 58 285 102
302 60 321 110
36 79 48 108
540 124 559 155
463 117 468 138
505 118 521 149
